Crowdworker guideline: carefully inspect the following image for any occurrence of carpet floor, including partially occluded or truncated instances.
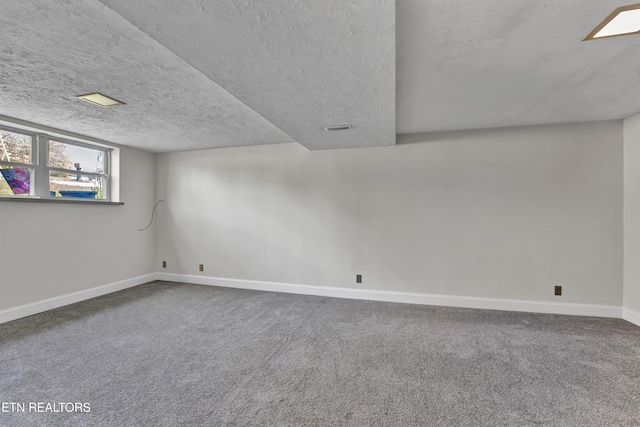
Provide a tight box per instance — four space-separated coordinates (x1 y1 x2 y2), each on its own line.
1 281 639 426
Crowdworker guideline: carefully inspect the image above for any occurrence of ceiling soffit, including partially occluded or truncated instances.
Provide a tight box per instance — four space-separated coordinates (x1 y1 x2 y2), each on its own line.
98 0 397 150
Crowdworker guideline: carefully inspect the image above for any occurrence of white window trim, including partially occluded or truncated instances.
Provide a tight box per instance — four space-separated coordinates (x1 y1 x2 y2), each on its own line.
0 121 119 203
46 135 112 200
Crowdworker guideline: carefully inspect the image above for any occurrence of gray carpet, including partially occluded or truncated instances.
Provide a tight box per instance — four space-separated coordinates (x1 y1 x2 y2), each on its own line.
1 281 639 426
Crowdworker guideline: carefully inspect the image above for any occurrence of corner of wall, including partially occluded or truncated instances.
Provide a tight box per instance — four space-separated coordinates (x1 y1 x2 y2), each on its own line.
623 112 640 318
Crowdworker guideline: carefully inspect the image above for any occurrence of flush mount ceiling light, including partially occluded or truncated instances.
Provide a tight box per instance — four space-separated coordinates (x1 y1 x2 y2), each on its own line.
584 4 640 40
324 125 352 131
76 92 126 108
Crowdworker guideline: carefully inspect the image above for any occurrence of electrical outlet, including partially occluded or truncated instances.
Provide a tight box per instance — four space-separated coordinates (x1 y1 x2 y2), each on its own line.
199 264 204 272
356 274 362 284
162 261 166 268
554 285 562 296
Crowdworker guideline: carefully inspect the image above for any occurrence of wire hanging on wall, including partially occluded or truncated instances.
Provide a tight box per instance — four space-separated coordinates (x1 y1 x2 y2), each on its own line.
138 200 165 231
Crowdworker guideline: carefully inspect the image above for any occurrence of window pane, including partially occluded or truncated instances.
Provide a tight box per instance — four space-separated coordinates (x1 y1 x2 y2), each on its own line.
49 141 105 173
0 167 31 195
0 130 32 164
50 172 105 199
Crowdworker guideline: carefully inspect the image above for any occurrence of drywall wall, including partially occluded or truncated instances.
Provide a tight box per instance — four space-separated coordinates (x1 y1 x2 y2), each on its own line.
156 121 623 306
624 112 640 317
0 145 156 311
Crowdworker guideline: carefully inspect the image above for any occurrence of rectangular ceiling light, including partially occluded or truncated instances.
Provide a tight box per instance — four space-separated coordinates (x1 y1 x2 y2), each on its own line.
584 4 640 40
76 92 125 108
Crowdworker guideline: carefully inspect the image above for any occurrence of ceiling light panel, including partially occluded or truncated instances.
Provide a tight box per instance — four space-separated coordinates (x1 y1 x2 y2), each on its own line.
77 92 125 108
585 4 640 40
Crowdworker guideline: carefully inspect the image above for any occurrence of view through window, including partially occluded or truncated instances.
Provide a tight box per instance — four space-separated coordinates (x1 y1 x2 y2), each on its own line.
0 129 34 197
0 125 112 200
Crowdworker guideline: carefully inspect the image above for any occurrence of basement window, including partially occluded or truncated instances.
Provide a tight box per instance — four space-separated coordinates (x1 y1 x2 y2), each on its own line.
0 125 113 201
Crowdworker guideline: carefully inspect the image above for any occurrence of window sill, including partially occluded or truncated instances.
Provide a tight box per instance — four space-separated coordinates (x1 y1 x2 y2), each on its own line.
0 196 124 205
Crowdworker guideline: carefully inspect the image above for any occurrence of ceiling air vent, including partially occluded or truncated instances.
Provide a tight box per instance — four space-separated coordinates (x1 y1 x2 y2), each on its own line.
324 125 352 131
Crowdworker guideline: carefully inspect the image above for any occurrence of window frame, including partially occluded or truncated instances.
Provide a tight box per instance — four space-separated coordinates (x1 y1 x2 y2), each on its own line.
0 124 114 202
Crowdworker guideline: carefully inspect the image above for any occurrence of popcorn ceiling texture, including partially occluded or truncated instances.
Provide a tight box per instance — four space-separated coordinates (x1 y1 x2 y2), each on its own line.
396 0 640 134
0 0 294 152
2 1 640 152
96 0 396 150
0 0 395 151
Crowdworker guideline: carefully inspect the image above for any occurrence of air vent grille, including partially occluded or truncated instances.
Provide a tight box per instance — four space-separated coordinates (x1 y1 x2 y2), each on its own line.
324 125 352 131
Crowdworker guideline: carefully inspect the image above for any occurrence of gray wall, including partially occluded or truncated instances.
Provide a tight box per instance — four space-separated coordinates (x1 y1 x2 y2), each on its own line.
156 121 623 305
624 112 640 314
0 146 157 310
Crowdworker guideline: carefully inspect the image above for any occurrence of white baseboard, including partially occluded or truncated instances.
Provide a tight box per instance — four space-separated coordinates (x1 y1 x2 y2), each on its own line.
0 273 156 324
2 273 627 324
156 273 623 319
623 307 640 327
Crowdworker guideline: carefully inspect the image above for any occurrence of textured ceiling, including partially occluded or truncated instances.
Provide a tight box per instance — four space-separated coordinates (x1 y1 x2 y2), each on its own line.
0 1 639 152
0 0 395 152
397 0 640 134
97 0 396 150
0 1 294 152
